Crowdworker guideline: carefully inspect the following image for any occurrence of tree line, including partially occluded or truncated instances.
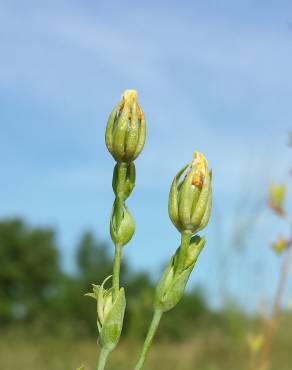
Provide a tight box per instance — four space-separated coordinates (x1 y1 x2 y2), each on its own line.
0 218 212 340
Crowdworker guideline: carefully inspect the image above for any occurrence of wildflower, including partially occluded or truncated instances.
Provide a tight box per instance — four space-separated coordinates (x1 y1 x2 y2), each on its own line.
168 152 212 233
271 236 289 254
105 90 146 163
268 183 287 216
246 333 264 354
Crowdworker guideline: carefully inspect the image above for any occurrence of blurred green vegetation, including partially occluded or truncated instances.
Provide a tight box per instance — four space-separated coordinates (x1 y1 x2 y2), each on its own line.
0 315 291 370
0 218 208 339
0 218 291 370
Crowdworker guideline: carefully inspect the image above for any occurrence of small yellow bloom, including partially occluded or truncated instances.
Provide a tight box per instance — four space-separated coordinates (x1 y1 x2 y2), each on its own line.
268 183 287 216
120 89 143 120
246 333 264 353
288 298 292 311
271 236 288 254
192 152 208 189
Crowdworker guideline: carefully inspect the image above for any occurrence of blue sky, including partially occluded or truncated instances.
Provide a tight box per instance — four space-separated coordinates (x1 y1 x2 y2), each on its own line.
1 0 292 310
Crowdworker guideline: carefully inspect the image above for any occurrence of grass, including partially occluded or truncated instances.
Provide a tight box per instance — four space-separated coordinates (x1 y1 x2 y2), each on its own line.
0 315 291 370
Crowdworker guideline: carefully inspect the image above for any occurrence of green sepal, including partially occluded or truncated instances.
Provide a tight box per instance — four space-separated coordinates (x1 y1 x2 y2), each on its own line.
168 164 189 232
154 257 193 312
133 113 146 160
110 198 135 246
154 236 205 312
196 181 212 233
124 101 140 161
112 106 129 161
85 278 126 351
178 167 195 227
105 105 119 156
99 287 126 351
191 170 211 227
112 162 136 201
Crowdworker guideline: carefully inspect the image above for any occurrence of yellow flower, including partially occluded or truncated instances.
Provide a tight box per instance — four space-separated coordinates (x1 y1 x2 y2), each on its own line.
271 236 288 254
246 333 264 353
268 183 287 216
191 152 208 189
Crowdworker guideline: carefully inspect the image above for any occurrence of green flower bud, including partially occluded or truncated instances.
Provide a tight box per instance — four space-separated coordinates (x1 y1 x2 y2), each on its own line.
86 276 126 351
105 90 146 163
112 162 136 201
154 236 205 312
168 152 212 234
110 198 135 246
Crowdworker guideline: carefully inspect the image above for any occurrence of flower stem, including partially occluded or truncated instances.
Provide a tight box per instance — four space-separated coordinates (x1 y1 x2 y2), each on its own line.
97 347 110 370
134 310 163 370
256 223 292 370
175 230 191 275
112 243 122 298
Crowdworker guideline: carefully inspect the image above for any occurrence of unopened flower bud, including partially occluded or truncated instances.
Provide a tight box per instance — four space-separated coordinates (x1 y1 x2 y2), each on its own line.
168 152 212 234
154 236 205 312
105 90 146 163
112 162 136 201
86 277 126 351
110 198 135 246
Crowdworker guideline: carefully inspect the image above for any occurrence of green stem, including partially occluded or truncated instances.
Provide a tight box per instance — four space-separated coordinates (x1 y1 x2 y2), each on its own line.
118 161 128 183
175 231 191 275
112 243 122 298
97 347 110 370
134 310 163 370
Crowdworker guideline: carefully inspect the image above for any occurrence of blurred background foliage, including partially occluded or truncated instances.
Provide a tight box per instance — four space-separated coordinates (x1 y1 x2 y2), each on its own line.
0 218 208 340
0 218 291 370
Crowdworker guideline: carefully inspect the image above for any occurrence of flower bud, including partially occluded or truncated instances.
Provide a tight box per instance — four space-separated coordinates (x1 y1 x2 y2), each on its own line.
105 90 146 163
154 236 205 312
110 198 135 246
168 152 212 234
112 162 136 201
86 276 126 351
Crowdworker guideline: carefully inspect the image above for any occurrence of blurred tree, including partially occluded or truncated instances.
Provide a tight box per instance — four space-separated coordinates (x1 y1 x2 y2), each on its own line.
123 272 154 339
0 219 60 322
159 287 208 340
54 231 131 335
76 231 113 284
0 219 210 340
